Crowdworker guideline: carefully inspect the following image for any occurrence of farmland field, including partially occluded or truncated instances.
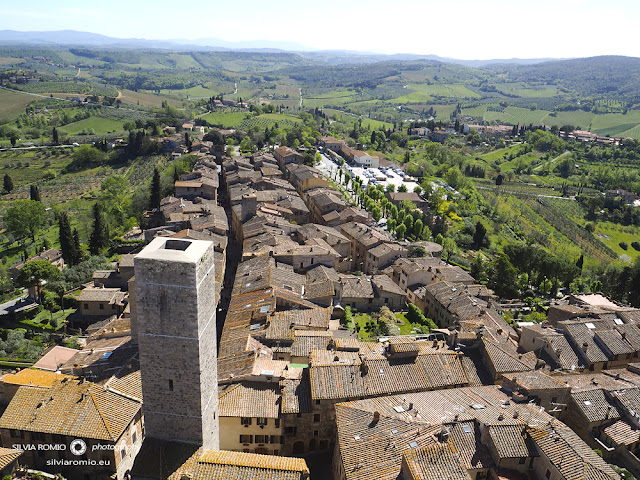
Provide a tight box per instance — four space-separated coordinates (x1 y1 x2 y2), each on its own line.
59 117 125 135
405 84 482 99
201 111 250 128
118 89 182 107
0 88 37 123
484 106 551 125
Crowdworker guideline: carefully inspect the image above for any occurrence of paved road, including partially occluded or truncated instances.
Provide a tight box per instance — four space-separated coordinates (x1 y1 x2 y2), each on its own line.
0 295 35 316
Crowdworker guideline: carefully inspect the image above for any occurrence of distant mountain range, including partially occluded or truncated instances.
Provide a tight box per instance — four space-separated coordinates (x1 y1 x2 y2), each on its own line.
0 29 565 67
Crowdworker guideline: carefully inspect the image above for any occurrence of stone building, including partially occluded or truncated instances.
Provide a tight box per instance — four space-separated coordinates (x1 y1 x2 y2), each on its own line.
134 237 219 450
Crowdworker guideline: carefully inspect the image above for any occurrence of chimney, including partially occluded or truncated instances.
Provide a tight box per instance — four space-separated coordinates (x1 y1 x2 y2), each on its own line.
241 193 257 221
373 411 380 423
582 342 589 353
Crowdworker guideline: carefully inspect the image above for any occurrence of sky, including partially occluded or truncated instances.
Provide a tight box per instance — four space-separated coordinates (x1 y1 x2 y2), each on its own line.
1 0 638 60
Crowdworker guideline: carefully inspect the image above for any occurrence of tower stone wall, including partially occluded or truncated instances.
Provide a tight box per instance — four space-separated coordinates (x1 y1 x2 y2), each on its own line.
134 237 219 450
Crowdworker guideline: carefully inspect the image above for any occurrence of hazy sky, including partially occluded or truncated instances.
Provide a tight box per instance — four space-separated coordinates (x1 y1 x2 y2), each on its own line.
2 0 637 59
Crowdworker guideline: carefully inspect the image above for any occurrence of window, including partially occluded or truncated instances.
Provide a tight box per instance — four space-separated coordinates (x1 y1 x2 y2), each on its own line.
274 419 280 428
314 414 321 422
384 298 389 304
99 303 104 310
84 303 88 309
270 435 283 444
551 396 558 404
241 417 252 426
239 435 252 444
314 430 319 436
9 430 23 439
316 400 321 405
546 470 551 480
296 413 302 418
257 418 268 426
519 458 526 465
285 426 297 436
132 430 137 444
168 380 173 392
255 435 268 444
121 447 126 460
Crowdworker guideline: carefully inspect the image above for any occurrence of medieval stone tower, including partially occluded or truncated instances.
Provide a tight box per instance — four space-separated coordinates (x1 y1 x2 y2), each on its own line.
134 237 219 450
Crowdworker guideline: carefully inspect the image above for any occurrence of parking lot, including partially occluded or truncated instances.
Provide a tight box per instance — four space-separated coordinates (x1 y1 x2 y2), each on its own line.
317 152 420 192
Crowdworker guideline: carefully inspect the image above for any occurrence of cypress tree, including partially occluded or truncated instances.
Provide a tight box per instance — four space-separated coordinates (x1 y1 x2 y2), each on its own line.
89 203 109 256
52 127 59 145
72 228 82 264
30 185 41 202
3 173 13 193
58 212 78 265
149 168 161 210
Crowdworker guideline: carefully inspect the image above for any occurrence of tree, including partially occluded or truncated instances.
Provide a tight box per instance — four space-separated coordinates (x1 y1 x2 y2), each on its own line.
3 174 13 193
472 222 487 249
495 174 504 186
4 199 46 243
47 280 67 314
42 290 58 321
29 185 40 202
99 175 131 225
539 277 553 296
89 203 109 256
413 219 423 239
149 168 161 210
58 212 81 266
70 144 104 168
488 255 519 299
398 183 408 193
395 223 406 240
52 127 59 145
17 260 60 303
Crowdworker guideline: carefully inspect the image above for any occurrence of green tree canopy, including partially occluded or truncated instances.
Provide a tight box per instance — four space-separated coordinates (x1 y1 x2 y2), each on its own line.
3 173 13 193
17 260 61 303
4 199 46 243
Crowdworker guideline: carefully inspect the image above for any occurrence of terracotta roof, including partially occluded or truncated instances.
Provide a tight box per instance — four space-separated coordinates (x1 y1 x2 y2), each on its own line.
33 346 80 372
0 377 141 441
0 447 22 471
488 424 538 459
403 443 472 480
482 338 535 375
602 419 640 446
571 389 621 423
340 275 375 299
272 308 331 330
0 369 69 388
78 287 126 303
219 382 280 419
501 371 568 391
169 449 309 480
372 275 406 296
528 421 619 480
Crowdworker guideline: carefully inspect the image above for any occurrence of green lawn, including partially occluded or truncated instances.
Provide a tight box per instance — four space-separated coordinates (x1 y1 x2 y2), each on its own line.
22 308 77 331
594 223 640 263
481 145 516 161
59 117 125 135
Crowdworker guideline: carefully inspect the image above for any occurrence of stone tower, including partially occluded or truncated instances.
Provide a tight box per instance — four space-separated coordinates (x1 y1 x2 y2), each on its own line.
134 237 219 450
